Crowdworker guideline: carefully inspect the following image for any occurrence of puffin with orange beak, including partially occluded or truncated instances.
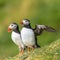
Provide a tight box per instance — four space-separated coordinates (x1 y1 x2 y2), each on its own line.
20 19 56 52
8 23 25 55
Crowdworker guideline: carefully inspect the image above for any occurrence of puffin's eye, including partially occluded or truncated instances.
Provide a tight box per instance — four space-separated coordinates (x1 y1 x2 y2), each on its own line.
25 20 27 22
11 25 13 26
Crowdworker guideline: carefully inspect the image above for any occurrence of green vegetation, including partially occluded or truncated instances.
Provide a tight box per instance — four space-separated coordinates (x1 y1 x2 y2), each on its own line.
5 39 60 60
0 0 60 60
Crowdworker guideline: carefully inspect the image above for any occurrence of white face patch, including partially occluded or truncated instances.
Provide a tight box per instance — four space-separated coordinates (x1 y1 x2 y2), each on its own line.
23 20 30 25
9 24 17 30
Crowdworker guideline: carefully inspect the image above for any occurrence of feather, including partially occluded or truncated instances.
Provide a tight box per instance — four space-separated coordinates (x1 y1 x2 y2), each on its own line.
34 24 56 36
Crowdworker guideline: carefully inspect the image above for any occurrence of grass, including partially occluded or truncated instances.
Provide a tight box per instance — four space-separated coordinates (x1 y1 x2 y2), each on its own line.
5 39 60 60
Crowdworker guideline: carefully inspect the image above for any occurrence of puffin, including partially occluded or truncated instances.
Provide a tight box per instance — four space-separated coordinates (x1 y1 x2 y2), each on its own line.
8 23 25 54
20 19 56 52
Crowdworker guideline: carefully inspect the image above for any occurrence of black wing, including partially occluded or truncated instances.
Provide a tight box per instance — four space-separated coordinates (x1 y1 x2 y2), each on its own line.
34 24 56 36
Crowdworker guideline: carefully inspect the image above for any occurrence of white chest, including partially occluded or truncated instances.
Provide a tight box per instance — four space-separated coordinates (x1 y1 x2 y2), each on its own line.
21 27 35 38
21 27 35 46
11 32 21 46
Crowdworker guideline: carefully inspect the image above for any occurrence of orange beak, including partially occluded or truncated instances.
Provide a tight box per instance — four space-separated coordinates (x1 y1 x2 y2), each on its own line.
8 28 12 32
20 21 23 25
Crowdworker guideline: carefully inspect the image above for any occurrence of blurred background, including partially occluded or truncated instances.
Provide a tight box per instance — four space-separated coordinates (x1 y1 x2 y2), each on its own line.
0 0 60 60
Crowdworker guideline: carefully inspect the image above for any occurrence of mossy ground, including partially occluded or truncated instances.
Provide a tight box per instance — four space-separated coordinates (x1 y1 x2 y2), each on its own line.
5 39 60 60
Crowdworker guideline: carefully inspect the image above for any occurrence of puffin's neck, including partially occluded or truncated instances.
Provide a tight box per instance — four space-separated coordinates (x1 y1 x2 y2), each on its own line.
13 29 20 34
24 24 32 29
13 27 20 34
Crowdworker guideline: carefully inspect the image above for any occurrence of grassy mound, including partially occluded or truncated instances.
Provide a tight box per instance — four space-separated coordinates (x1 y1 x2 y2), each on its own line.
5 39 60 60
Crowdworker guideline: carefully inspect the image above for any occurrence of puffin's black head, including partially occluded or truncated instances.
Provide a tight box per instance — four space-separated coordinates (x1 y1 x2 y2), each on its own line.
8 23 19 33
20 19 30 26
